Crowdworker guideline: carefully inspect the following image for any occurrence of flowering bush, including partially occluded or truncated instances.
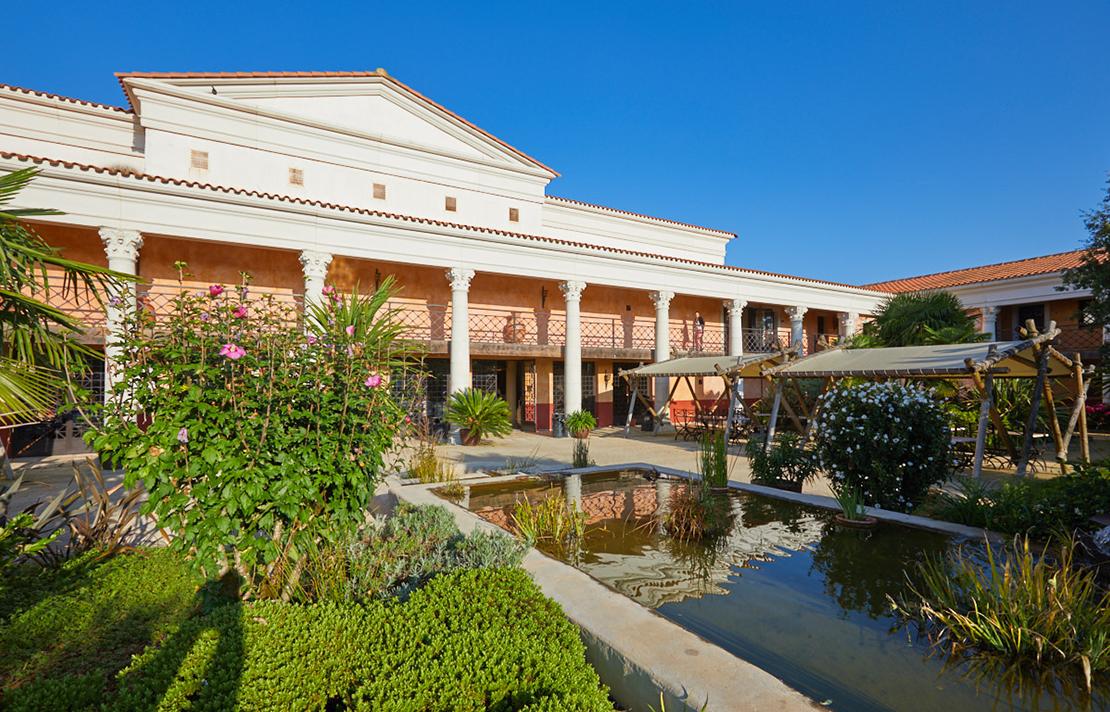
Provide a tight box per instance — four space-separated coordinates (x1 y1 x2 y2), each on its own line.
812 381 951 512
89 268 412 596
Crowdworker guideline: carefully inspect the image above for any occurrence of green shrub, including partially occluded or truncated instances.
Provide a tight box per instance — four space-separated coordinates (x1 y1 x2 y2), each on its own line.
895 536 1110 692
745 432 817 488
447 388 513 443
565 410 597 437
89 271 411 595
0 549 200 710
299 503 526 602
813 381 951 511
108 568 613 711
927 463 1110 538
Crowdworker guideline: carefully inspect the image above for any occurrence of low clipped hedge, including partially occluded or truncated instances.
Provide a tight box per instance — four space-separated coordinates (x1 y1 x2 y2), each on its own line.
3 553 612 712
110 568 610 711
0 548 200 710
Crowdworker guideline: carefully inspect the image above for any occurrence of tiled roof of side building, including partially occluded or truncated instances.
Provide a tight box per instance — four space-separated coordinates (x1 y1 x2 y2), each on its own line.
114 70 559 176
863 249 1089 292
0 82 131 114
546 195 736 237
0 150 879 292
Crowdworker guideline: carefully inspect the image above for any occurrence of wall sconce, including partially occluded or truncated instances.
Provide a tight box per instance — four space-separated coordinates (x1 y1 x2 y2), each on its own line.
603 372 611 388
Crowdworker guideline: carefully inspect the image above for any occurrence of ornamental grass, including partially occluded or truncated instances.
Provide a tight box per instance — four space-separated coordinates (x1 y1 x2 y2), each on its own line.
896 535 1110 692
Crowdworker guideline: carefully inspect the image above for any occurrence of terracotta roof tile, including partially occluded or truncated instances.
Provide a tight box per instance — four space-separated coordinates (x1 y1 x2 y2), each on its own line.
113 71 558 176
0 150 875 292
547 195 735 237
0 82 131 114
864 249 1088 292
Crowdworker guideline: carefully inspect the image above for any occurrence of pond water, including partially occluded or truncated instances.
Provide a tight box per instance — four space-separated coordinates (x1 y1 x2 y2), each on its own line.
447 470 1106 712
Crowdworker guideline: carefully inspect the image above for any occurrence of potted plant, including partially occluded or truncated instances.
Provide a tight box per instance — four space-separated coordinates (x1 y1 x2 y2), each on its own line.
564 410 597 439
446 388 513 445
745 432 817 493
834 487 877 528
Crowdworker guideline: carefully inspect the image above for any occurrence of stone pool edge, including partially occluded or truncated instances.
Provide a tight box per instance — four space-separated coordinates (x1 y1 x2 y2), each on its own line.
387 474 820 712
560 463 1004 543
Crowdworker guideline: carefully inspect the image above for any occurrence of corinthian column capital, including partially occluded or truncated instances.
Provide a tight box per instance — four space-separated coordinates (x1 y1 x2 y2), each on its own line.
446 267 475 292
99 228 143 262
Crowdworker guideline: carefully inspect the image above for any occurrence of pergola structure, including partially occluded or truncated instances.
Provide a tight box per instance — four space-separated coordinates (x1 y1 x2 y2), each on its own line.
618 349 797 441
762 322 1091 477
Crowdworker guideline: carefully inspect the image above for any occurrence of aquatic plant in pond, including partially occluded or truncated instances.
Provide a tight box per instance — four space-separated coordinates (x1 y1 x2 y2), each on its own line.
813 381 951 512
663 483 733 543
698 430 728 489
895 535 1110 693
511 495 585 551
833 487 867 521
572 437 595 468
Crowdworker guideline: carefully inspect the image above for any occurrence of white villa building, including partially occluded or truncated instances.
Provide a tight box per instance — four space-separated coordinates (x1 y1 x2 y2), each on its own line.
0 70 1094 455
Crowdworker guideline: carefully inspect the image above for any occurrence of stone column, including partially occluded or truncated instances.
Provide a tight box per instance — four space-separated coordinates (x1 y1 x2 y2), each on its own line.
298 250 332 307
726 298 746 356
99 228 143 396
838 311 859 340
980 305 999 340
650 290 675 426
447 268 475 394
560 281 586 415
786 306 808 353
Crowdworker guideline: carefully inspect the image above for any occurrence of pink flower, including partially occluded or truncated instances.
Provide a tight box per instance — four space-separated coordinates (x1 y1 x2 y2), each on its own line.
322 285 335 295
306 334 318 345
232 305 248 319
364 374 382 388
177 427 189 444
208 285 224 297
220 343 246 360
345 324 355 336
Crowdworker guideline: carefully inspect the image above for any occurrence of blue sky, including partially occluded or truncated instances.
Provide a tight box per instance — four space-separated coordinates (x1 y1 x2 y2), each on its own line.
6 1 1108 285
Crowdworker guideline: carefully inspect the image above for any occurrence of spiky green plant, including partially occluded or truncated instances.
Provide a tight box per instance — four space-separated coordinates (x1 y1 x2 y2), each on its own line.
895 535 1110 692
834 487 867 520
698 430 728 488
446 388 513 443
510 495 584 549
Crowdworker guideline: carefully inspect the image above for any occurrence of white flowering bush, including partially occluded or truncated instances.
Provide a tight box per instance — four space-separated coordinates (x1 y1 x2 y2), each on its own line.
812 381 951 512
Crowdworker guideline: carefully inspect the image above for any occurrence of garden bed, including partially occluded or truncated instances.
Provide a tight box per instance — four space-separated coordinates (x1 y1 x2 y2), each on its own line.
0 537 612 711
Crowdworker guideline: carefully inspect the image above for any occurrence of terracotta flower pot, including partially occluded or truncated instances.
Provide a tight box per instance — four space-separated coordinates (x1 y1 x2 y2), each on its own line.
572 429 591 440
835 514 878 528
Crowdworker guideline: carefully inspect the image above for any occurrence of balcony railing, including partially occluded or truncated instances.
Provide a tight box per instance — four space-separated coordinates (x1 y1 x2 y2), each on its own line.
1054 327 1103 354
743 328 789 353
581 316 655 350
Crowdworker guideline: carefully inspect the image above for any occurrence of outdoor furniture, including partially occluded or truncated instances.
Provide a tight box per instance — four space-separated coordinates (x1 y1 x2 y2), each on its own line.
762 323 1091 478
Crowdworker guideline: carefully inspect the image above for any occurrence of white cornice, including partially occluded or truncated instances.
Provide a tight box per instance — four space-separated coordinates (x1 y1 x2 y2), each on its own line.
947 272 1088 307
545 197 734 240
5 158 885 313
0 84 132 122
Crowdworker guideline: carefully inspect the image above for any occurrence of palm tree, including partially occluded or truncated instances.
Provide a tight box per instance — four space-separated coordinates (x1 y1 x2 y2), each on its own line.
860 291 988 347
1 168 129 472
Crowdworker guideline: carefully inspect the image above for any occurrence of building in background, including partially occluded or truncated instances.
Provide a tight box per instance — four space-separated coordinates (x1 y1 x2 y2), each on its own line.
0 71 1094 455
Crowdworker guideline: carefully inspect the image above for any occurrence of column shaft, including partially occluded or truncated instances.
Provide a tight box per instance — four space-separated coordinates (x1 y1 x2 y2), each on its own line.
447 268 475 394
99 228 143 397
726 299 746 356
560 281 586 415
650 291 674 424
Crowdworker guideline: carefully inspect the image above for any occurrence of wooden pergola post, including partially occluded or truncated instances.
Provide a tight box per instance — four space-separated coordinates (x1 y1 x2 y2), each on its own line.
764 376 782 453
972 365 995 478
1016 325 1049 478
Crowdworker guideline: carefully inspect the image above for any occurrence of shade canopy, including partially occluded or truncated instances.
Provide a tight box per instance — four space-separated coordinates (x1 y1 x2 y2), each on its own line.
620 351 792 379
764 332 1072 380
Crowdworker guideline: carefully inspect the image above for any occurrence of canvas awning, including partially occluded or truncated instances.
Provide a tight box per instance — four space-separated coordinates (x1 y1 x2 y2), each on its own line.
619 350 792 380
763 333 1073 380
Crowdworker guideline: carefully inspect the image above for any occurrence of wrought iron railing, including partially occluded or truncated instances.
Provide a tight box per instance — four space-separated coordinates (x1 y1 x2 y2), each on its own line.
1054 327 1103 354
581 316 656 350
743 328 789 353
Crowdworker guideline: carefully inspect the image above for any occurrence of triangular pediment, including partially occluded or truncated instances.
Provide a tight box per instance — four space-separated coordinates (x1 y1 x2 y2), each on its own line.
118 72 557 176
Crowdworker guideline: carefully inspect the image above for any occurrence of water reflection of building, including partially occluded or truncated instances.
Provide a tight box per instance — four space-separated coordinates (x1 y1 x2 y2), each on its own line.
472 479 827 609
